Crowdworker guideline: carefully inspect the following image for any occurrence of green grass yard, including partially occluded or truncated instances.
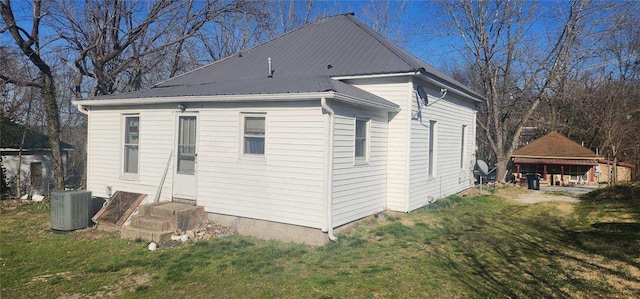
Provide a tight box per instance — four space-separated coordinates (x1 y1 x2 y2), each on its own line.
2 185 639 298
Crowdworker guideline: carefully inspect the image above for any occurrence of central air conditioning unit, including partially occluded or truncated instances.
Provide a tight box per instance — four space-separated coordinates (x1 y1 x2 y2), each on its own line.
50 190 92 231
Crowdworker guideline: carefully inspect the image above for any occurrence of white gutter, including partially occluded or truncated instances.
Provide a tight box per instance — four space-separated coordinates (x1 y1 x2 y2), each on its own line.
72 92 335 106
417 74 484 103
333 71 484 103
320 97 338 242
77 104 89 115
333 93 400 112
72 91 400 112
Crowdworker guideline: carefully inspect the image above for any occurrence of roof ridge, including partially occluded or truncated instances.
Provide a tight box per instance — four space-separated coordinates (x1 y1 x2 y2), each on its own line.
156 14 354 88
343 14 422 71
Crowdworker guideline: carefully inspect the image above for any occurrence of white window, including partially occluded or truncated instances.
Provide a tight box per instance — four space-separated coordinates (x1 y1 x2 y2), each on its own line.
460 125 467 169
243 114 265 155
355 118 369 163
123 116 139 174
428 120 437 177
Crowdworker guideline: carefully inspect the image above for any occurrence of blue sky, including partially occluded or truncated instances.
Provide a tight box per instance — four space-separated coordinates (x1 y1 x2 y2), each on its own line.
1 0 466 69
3 0 621 77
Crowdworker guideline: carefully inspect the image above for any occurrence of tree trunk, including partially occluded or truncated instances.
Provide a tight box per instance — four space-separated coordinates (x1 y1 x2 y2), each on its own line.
43 75 64 190
1 0 64 191
16 125 26 198
495 155 510 184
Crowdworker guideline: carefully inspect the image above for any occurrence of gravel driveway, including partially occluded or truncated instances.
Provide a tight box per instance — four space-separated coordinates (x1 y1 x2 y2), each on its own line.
512 186 600 204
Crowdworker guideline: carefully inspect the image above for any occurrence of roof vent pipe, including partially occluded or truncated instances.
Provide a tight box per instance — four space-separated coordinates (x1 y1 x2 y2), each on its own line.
268 57 273 78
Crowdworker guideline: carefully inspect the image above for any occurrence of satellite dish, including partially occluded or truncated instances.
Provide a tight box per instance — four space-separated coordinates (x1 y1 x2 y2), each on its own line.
476 160 489 175
417 85 428 105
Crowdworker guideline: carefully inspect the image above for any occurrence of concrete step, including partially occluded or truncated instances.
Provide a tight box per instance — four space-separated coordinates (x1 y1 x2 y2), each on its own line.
121 225 173 243
147 202 206 231
136 202 165 217
130 215 171 231
121 201 207 243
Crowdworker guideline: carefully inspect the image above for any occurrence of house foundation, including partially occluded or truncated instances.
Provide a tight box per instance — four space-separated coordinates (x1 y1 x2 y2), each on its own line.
207 213 331 246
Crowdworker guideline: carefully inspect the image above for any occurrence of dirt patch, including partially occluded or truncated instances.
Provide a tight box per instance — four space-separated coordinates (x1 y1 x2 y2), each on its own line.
57 270 152 299
29 271 74 283
510 190 580 204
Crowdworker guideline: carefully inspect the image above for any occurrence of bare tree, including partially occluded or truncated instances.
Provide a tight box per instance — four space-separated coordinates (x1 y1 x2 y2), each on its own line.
197 2 270 62
442 0 604 181
270 0 316 36
197 0 336 63
537 4 640 182
1 0 65 190
50 0 250 98
359 0 411 46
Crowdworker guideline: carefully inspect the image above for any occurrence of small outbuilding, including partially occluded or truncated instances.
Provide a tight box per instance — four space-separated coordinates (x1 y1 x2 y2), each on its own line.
511 131 633 186
1 117 73 197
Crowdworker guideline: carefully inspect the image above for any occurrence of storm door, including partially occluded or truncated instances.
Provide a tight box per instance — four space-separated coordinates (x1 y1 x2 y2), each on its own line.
173 114 198 203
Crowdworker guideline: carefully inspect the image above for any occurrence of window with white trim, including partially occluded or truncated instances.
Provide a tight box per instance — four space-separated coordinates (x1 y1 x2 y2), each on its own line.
243 114 265 155
428 120 437 177
123 115 139 174
355 118 369 163
460 125 467 169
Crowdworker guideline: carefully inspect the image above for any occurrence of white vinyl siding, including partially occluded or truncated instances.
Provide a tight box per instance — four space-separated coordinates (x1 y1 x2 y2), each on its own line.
345 77 412 211
407 78 477 211
196 103 325 229
330 102 388 228
87 107 175 202
86 102 325 229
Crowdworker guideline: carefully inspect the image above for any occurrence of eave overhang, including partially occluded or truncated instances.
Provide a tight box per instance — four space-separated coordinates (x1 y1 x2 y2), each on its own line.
72 91 401 112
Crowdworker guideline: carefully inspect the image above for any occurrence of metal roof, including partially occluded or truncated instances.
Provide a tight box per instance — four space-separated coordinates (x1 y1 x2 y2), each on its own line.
79 13 483 107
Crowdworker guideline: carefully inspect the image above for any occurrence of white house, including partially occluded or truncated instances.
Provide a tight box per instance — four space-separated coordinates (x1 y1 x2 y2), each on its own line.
73 13 483 244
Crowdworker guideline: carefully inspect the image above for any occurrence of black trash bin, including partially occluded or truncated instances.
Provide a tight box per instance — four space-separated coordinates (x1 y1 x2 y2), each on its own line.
526 173 540 190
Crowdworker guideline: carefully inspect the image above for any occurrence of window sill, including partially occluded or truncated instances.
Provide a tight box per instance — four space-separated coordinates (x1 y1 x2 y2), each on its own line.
354 158 369 166
238 154 266 164
119 173 140 181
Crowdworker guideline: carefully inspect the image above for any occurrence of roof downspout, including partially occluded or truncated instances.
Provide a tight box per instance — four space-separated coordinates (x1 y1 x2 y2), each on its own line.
321 97 338 241
405 82 413 212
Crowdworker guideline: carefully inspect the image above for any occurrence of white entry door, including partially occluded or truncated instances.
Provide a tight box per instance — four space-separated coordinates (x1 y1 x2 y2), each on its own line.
173 114 198 203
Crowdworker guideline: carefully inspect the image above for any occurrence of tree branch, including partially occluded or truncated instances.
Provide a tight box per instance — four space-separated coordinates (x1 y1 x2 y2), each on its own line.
0 74 43 88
